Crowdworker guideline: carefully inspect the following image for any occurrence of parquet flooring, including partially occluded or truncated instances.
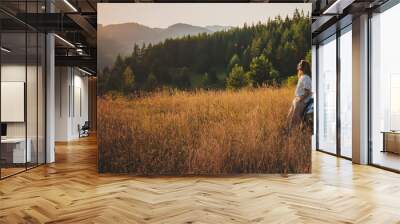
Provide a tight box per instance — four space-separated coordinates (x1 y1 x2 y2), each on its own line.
1 135 400 223
0 167 26 178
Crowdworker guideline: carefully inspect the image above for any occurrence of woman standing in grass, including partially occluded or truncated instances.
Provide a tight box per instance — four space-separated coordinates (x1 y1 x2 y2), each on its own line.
287 60 312 129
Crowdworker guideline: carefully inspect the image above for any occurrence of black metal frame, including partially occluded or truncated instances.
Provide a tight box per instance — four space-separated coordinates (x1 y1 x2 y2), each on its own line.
336 25 341 158
315 20 353 161
315 44 319 151
367 10 373 166
0 0 48 180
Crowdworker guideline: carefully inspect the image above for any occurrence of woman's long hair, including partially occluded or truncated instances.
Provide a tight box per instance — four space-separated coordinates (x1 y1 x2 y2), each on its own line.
297 60 311 76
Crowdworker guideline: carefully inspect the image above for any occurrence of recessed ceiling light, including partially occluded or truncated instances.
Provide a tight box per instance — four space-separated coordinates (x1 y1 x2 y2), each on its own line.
78 67 93 76
63 0 78 12
54 34 75 48
323 0 354 15
1 47 11 53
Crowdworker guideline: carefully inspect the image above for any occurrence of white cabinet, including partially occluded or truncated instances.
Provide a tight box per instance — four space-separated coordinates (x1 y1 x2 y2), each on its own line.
1 138 32 163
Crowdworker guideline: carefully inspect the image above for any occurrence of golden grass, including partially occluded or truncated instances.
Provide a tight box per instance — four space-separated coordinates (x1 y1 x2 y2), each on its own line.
98 87 311 174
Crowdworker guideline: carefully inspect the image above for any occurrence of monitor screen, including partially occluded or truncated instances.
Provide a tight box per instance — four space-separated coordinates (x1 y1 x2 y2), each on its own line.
1 123 7 137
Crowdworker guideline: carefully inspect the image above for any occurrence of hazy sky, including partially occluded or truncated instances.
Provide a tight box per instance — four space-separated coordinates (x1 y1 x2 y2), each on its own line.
98 3 310 28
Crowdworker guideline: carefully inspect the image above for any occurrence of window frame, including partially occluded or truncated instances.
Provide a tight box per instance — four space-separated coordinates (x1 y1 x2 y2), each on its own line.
314 17 353 160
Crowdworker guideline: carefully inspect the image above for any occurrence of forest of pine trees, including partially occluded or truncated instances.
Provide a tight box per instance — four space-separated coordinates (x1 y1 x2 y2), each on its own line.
98 10 311 95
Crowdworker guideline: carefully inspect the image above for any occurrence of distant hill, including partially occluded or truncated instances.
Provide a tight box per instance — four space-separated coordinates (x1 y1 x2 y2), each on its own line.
98 23 231 70
205 25 233 32
163 23 211 38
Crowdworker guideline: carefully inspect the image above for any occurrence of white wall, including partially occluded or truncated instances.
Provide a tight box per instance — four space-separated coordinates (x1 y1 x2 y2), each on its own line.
55 67 71 141
71 73 89 138
1 65 26 140
55 67 89 141
1 63 46 164
1 64 40 138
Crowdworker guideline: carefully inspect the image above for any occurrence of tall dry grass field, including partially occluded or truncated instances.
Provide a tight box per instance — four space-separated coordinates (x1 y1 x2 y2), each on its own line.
98 87 311 174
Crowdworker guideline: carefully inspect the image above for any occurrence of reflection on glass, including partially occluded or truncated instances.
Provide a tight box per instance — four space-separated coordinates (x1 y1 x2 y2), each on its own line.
340 27 352 158
371 3 400 171
1 32 27 177
27 32 38 169
317 35 337 154
0 1 47 179
390 75 400 130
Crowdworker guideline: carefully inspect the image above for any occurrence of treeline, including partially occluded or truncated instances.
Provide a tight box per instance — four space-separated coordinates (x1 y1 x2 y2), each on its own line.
98 10 311 95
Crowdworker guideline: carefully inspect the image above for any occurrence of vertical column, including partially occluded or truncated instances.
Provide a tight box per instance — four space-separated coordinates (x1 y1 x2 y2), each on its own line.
352 14 369 164
46 0 55 163
55 67 74 141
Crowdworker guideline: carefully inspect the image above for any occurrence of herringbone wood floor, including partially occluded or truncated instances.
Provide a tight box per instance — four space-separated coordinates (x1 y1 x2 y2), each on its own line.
1 135 400 224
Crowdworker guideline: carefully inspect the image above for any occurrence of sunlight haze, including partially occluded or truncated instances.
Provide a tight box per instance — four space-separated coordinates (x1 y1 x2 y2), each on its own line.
98 3 311 28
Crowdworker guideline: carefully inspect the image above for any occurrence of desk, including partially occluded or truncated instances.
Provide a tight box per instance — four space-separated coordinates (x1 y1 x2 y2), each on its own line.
381 131 400 154
1 138 31 163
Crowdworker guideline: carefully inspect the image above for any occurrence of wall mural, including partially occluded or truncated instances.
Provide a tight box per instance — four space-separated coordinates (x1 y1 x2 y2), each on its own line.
97 3 312 174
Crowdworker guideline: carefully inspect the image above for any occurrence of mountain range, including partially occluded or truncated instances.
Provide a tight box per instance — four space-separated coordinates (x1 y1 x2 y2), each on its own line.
98 23 232 70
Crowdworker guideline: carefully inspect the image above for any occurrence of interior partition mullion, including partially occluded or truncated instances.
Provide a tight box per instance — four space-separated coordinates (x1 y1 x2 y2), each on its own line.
367 11 373 165
44 32 47 164
336 29 341 157
25 0 28 171
315 44 320 150
36 0 39 167
73 68 75 118
36 32 39 167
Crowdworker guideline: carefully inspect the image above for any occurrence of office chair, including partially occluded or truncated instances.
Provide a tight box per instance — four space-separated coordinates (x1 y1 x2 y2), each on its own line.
79 121 90 138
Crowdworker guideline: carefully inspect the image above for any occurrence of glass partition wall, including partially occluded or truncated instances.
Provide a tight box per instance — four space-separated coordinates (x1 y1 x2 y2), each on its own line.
370 3 400 171
0 5 46 179
0 32 27 177
316 24 352 159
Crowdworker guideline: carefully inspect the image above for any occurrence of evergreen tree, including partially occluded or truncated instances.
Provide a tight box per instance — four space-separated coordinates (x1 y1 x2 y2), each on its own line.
248 54 278 86
108 55 125 92
145 72 158 90
226 64 251 90
228 54 240 72
201 72 210 88
305 50 312 67
122 66 135 94
98 67 110 95
99 11 311 94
